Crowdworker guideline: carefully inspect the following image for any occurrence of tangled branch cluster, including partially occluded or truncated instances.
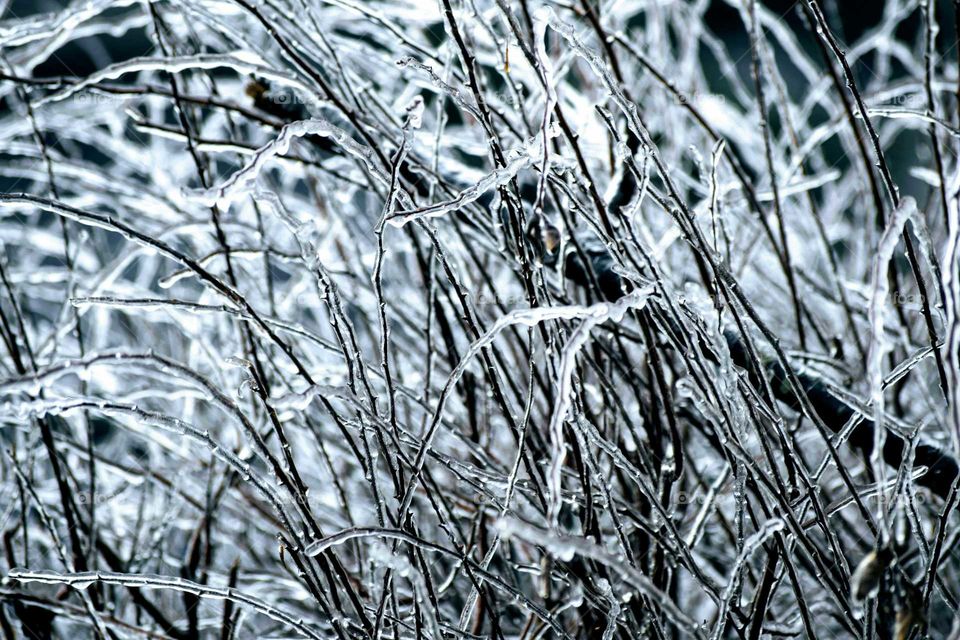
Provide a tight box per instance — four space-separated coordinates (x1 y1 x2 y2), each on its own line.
0 0 959 638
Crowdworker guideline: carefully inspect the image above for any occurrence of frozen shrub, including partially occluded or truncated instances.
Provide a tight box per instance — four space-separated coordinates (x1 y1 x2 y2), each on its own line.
0 0 959 638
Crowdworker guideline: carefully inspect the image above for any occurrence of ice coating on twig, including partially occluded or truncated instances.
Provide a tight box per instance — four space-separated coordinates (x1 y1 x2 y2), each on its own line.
386 129 554 227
